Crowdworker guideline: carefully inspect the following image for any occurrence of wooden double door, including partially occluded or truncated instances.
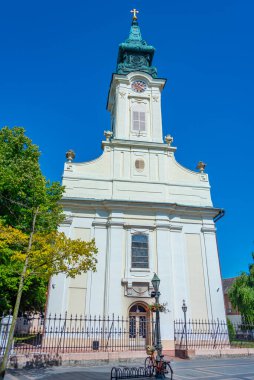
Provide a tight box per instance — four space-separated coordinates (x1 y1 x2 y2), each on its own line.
129 303 152 346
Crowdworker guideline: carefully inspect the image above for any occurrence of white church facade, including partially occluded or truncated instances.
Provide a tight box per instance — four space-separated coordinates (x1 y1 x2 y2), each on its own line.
47 13 226 351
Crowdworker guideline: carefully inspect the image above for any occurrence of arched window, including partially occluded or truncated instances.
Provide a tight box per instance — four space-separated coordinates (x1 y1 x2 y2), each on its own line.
132 104 146 133
131 234 149 269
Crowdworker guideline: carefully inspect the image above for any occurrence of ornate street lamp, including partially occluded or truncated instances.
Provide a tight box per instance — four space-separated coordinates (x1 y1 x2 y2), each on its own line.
182 300 187 314
182 300 188 357
151 273 160 293
151 273 163 378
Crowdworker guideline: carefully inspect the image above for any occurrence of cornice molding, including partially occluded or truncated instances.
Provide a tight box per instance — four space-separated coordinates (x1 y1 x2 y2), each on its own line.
124 224 156 230
92 220 125 228
155 223 171 230
60 216 73 226
170 224 183 232
92 221 108 228
62 174 210 191
61 197 221 219
102 138 177 153
107 221 125 228
201 227 217 234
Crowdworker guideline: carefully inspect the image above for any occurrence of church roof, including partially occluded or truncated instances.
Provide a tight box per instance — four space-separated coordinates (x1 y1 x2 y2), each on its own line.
116 14 157 78
222 277 237 294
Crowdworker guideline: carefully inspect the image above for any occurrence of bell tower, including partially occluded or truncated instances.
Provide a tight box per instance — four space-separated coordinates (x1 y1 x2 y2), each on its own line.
107 10 166 144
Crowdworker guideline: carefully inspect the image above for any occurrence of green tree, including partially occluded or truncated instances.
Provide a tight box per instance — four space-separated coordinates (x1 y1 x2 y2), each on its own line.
0 127 98 379
227 318 236 342
228 252 254 323
0 248 47 313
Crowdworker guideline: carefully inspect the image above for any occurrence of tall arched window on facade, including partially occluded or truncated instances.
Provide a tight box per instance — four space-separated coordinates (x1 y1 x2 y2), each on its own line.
131 234 149 269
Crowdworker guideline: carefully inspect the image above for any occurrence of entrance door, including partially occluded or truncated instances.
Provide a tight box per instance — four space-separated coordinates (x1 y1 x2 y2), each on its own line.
129 304 150 348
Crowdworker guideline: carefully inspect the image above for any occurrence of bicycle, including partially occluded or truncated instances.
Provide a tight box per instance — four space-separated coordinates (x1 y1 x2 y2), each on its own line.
145 345 173 379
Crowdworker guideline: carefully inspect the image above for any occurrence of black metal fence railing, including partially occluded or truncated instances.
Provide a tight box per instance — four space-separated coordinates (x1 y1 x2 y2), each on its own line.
174 319 254 349
1 314 253 355
0 313 153 355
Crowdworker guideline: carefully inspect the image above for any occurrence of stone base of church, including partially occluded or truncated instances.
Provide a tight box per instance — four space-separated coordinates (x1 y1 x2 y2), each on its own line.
8 351 148 369
161 339 175 358
8 348 254 369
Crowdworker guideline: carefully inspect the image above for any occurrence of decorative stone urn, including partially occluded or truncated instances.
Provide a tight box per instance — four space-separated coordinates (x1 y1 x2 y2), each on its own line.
196 161 207 173
104 130 113 142
164 134 174 146
65 149 75 162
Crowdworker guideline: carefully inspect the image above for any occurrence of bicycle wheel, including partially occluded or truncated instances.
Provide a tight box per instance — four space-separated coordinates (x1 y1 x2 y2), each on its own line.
164 362 173 380
144 356 155 374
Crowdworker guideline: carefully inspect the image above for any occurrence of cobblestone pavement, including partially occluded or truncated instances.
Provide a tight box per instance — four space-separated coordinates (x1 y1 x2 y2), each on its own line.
5 357 254 380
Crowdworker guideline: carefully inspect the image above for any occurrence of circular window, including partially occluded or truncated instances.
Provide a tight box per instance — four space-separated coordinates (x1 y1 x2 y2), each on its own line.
135 159 145 172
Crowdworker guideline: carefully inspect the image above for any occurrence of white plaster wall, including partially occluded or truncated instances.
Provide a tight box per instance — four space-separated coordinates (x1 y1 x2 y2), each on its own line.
202 229 226 320
156 222 174 342
46 222 72 316
106 223 125 316
47 67 225 346
109 72 165 143
47 205 225 353
86 221 108 316
63 146 212 207
184 233 208 320
170 227 188 320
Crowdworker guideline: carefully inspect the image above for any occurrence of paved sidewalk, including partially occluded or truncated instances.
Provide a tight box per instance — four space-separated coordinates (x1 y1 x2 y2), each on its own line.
5 357 254 379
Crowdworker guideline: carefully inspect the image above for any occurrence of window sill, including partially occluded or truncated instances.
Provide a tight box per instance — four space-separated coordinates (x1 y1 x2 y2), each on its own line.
130 268 150 272
131 132 147 136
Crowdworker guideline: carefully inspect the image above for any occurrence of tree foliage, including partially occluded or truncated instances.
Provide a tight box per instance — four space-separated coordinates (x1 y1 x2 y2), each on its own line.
0 126 98 378
227 318 236 342
0 223 97 310
228 253 254 322
0 127 98 313
0 126 64 232
0 247 47 313
0 224 97 279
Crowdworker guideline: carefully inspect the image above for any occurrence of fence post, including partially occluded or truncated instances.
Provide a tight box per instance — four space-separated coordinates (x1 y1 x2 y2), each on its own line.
213 319 220 349
0 313 13 356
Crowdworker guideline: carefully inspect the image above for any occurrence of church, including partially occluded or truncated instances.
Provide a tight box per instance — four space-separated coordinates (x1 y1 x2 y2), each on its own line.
47 11 226 351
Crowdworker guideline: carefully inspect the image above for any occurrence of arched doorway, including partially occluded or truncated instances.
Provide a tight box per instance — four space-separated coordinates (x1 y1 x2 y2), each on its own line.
129 303 151 347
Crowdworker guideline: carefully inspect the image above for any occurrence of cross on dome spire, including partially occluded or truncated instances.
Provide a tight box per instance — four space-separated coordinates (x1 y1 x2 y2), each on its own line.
131 8 139 21
115 10 157 78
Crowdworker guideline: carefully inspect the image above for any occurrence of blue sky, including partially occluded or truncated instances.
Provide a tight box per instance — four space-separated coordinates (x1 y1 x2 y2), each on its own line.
0 0 253 278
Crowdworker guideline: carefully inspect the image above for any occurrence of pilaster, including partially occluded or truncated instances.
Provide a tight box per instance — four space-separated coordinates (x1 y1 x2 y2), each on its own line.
155 215 174 345
86 216 108 315
202 226 226 320
105 215 125 316
46 219 72 316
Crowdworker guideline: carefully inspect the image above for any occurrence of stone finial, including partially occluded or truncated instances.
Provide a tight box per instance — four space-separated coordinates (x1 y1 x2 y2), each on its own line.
164 134 174 146
104 130 113 142
197 161 207 173
65 149 75 162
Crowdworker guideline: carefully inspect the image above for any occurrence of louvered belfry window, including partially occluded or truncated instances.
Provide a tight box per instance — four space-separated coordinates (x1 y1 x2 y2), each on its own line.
133 111 146 132
131 234 149 269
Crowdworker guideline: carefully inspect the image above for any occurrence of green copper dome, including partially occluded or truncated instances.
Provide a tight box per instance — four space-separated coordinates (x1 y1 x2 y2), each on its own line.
116 19 157 78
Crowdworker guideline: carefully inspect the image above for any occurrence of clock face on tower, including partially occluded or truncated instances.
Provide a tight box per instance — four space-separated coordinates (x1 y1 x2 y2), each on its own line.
131 80 147 93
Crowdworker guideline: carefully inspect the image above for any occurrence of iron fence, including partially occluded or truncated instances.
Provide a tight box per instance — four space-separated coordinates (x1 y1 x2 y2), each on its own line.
1 313 253 356
0 313 153 355
174 319 254 349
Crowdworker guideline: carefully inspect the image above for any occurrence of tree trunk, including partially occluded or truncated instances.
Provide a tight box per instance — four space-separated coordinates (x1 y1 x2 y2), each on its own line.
0 210 38 379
